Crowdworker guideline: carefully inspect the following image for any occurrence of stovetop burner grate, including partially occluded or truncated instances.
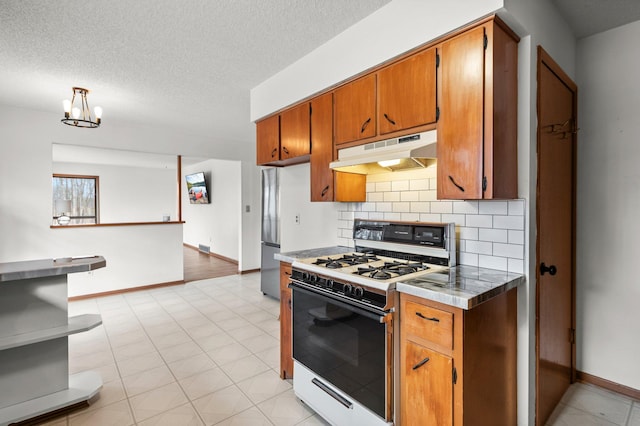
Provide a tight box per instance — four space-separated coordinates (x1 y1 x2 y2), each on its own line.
353 261 431 280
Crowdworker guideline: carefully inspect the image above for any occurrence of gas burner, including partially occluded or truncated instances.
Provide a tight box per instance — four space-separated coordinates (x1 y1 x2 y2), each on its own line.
352 261 431 280
312 253 380 269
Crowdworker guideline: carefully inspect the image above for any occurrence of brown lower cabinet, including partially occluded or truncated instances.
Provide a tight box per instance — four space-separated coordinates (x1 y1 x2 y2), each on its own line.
279 262 293 379
399 290 517 426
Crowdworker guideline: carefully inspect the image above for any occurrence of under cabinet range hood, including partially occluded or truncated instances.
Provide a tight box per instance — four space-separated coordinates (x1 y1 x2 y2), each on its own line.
329 130 437 174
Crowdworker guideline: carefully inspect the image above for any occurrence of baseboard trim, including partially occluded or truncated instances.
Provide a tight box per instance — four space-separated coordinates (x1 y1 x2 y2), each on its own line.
576 370 640 400
183 243 239 265
241 268 260 275
68 280 185 301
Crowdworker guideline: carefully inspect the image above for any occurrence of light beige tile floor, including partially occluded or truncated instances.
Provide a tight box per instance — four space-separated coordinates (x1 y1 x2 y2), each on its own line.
47 273 328 426
38 272 637 426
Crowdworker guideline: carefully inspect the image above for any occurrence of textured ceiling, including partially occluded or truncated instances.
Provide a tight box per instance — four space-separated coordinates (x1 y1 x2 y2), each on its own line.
1 0 639 156
0 0 391 147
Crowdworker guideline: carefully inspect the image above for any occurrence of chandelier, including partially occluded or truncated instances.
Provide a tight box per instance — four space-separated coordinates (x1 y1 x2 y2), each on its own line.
61 87 102 128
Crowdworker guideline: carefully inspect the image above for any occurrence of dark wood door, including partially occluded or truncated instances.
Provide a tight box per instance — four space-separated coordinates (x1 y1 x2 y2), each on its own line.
256 114 280 165
280 102 310 159
378 47 437 135
334 74 376 145
437 26 485 199
536 47 577 425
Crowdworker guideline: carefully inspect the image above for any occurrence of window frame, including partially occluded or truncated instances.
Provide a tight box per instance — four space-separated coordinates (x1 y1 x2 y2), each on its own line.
52 173 100 225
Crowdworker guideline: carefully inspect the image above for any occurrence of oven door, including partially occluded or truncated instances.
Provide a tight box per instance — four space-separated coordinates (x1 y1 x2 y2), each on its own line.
290 282 392 422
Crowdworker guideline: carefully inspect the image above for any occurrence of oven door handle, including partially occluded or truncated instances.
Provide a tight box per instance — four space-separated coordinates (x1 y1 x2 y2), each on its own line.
312 378 353 409
289 282 387 323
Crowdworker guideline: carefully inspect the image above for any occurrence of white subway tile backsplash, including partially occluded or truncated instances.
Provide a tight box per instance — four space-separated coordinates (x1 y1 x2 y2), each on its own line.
479 228 508 243
458 227 478 240
459 252 478 267
442 214 465 226
335 170 526 273
401 213 420 222
410 202 430 213
452 201 479 214
493 243 524 259
466 214 493 228
409 179 429 191
419 213 442 222
376 182 392 192
376 202 392 212
493 215 524 230
508 230 524 245
431 202 453 214
418 190 437 201
400 191 421 202
368 192 384 202
508 200 525 215
384 192 401 202
465 240 493 255
479 255 508 271
393 202 411 212
392 180 410 191
478 201 509 215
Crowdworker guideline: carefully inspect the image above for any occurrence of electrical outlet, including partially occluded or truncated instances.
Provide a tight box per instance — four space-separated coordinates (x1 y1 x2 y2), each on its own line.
245 205 250 213
295 214 300 225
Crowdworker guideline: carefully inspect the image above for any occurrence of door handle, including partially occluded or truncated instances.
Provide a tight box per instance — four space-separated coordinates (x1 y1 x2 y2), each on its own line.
540 262 557 276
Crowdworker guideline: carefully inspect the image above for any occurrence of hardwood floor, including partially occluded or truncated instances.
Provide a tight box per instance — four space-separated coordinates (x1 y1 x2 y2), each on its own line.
183 245 238 282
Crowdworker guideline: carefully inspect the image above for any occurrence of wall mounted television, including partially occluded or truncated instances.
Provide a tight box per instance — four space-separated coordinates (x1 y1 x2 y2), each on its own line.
186 172 210 204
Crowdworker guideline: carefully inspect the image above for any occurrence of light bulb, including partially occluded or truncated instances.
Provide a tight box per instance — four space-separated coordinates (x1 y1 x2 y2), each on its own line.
94 106 102 119
378 159 401 168
72 107 81 119
62 99 71 113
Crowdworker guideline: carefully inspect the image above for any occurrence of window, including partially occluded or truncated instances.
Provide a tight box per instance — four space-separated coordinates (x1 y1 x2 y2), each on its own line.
52 174 99 225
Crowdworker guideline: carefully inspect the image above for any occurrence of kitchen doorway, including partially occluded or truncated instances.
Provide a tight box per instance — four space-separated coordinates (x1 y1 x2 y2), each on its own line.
183 245 238 282
535 46 578 425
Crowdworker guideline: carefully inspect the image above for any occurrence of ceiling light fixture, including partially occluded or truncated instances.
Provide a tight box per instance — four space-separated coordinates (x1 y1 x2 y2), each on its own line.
61 87 102 128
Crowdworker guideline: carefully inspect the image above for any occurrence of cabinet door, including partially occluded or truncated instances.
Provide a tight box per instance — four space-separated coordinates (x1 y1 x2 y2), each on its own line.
256 114 280 165
378 48 437 135
310 93 334 201
437 26 485 199
401 340 453 426
279 263 293 379
280 102 310 160
334 74 376 145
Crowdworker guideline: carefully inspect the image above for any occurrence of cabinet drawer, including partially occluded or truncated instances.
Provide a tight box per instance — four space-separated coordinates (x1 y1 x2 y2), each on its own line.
403 301 453 349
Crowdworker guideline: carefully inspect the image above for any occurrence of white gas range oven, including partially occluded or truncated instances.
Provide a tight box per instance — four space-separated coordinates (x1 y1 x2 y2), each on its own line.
288 219 456 426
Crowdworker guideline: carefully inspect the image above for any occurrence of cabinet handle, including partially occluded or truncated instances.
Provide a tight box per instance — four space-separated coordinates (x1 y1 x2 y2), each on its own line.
282 146 290 155
288 298 292 310
271 148 278 158
285 271 291 276
321 185 329 197
416 312 440 322
360 117 371 133
448 175 465 192
383 113 396 125
412 356 431 370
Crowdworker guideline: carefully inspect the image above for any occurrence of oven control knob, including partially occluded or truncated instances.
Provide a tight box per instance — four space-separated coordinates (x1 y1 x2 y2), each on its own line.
301 272 310 281
343 284 353 296
354 286 364 299
309 274 318 283
326 279 334 289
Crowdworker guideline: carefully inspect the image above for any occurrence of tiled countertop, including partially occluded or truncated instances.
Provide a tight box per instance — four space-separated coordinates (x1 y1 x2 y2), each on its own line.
396 265 524 310
274 246 353 264
0 256 106 282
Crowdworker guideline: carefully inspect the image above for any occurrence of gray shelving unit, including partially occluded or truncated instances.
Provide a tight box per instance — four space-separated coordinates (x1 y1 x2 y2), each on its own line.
0 256 106 425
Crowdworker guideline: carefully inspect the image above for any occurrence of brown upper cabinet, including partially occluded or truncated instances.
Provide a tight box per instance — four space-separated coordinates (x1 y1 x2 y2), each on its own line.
310 92 366 202
378 48 437 135
256 102 311 166
437 19 518 200
334 47 438 147
334 74 377 145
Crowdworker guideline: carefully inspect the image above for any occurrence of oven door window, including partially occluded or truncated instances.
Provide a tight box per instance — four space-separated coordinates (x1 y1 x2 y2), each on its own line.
291 286 386 419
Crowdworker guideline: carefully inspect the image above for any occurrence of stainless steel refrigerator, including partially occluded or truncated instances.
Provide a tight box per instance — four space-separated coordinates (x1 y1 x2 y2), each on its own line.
260 168 280 299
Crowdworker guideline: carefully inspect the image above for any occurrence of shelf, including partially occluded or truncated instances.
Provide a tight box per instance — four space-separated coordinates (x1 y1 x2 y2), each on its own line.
0 371 102 425
0 314 102 351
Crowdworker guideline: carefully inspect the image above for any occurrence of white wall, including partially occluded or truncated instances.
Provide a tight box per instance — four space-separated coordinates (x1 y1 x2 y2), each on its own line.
182 159 241 262
240 161 262 271
575 20 640 390
0 103 260 296
52 161 177 223
279 163 340 252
